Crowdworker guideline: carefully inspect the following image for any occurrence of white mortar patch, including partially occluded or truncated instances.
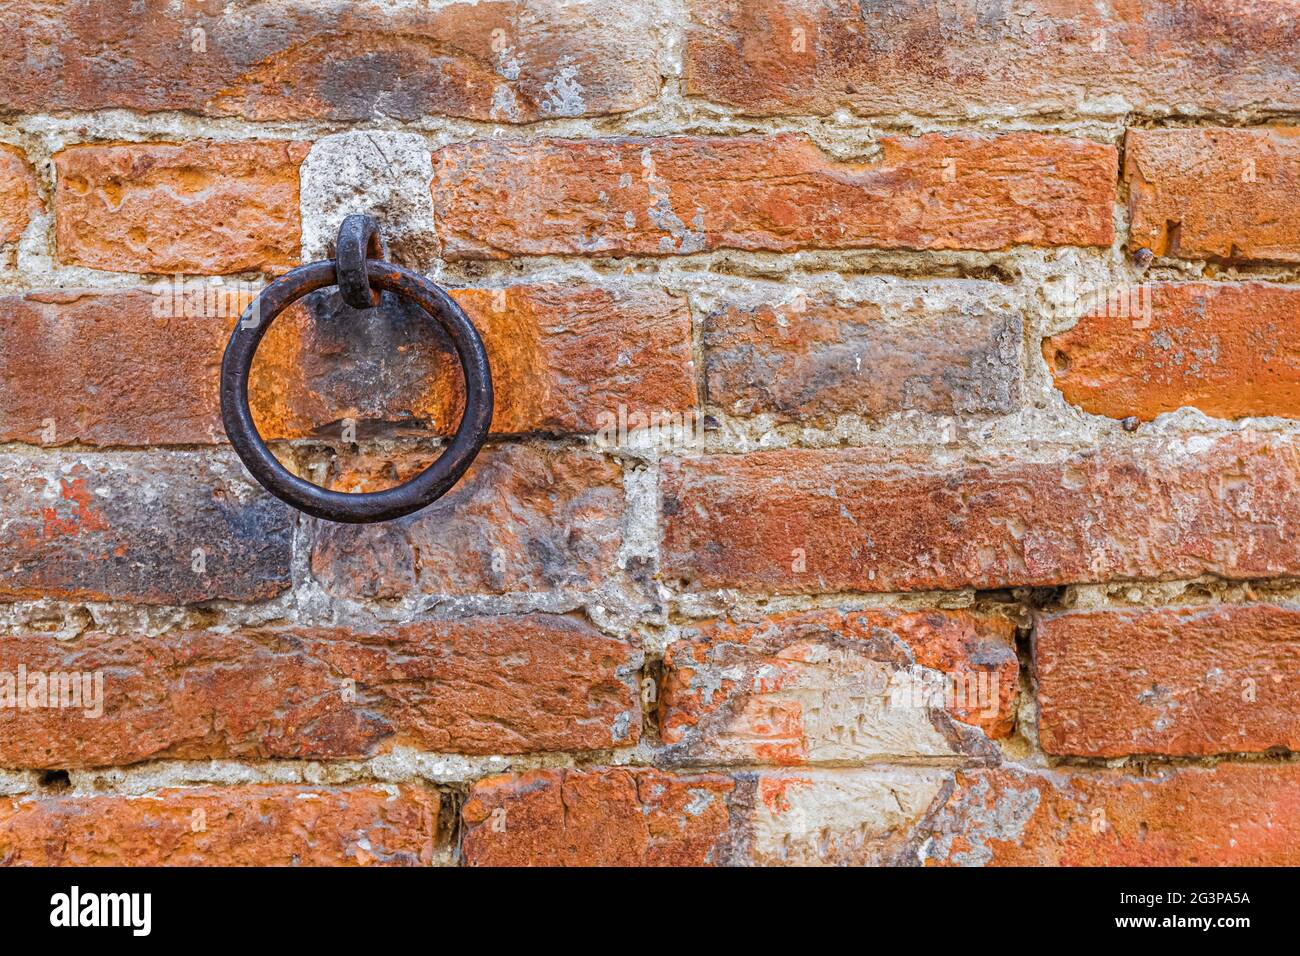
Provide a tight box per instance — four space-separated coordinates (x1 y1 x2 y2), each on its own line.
299 131 439 268
748 768 949 866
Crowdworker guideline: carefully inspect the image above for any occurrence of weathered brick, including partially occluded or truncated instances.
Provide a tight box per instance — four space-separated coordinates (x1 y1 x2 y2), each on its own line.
0 289 238 446
310 445 624 600
252 284 695 439
921 764 1300 866
0 452 293 604
704 285 1021 423
685 0 1300 118
432 134 1116 260
0 283 693 447
54 141 309 275
462 768 736 866
1046 282 1300 422
461 766 955 866
659 608 1018 766
661 433 1300 593
1036 603 1300 758
0 785 437 866
0 614 639 769
0 0 657 122
1127 128 1300 263
463 763 1300 866
0 142 39 243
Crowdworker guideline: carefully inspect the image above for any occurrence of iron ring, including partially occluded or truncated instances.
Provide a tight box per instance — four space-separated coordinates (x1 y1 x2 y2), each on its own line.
219 259 493 524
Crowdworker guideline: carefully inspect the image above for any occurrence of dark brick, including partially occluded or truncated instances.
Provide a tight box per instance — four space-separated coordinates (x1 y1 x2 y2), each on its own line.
0 452 293 604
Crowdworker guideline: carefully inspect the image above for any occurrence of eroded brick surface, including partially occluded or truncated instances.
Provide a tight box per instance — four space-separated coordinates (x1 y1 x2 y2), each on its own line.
310 445 624 600
685 0 1300 118
461 766 952 866
921 765 1300 866
54 141 308 274
433 134 1115 260
0 614 640 768
661 433 1300 593
704 285 1021 423
1127 128 1300 263
0 452 293 605
0 289 236 446
1037 603 1300 757
0 142 40 243
462 768 736 866
1045 282 1300 422
658 608 1018 766
0 0 658 122
465 764 1300 867
0 785 438 866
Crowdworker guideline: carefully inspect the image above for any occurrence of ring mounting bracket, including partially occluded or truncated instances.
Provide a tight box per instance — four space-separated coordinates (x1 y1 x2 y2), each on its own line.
219 216 494 524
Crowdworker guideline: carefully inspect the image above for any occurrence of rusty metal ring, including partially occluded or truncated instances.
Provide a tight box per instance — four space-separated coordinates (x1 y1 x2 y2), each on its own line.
336 213 387 309
220 259 494 524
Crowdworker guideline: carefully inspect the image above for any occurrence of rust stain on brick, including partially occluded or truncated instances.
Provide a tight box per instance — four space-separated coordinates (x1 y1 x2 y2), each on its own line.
250 284 695 440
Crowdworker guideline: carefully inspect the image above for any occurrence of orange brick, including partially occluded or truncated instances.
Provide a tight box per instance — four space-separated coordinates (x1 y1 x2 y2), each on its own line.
0 0 657 122
0 614 640 769
0 142 39 243
432 134 1116 260
1046 282 1300 421
661 433 1300 593
462 764 1300 866
461 768 736 866
0 289 233 446
457 766 952 866
0 785 438 866
1127 128 1300 262
252 284 695 439
54 140 308 275
924 765 1300 866
0 283 693 447
686 0 1300 119
1036 603 1300 757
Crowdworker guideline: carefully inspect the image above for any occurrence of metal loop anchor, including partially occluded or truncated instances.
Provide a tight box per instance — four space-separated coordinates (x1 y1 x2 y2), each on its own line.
219 218 494 524
335 213 387 309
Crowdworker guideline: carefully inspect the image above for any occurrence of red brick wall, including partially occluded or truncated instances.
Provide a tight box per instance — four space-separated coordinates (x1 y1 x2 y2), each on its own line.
1 0 1299 867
